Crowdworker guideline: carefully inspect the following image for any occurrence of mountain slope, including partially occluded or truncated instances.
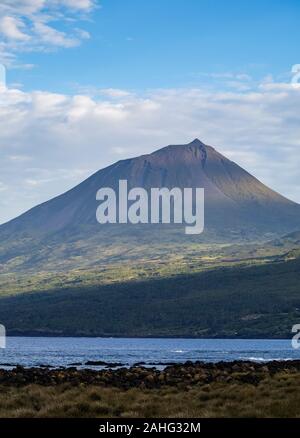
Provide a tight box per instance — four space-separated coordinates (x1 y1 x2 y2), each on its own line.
1 138 299 234
1 256 300 338
0 139 299 272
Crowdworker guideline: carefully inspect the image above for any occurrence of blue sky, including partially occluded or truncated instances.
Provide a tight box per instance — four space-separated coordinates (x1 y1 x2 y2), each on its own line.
0 0 300 223
6 0 300 93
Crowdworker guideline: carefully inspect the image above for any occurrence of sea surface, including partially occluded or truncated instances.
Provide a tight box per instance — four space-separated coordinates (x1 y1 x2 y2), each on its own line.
0 337 299 369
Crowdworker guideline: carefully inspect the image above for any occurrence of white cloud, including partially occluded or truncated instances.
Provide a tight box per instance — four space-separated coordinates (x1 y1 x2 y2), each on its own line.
100 88 133 98
0 16 30 41
32 22 78 48
0 80 300 224
0 0 97 65
60 0 95 11
0 181 7 192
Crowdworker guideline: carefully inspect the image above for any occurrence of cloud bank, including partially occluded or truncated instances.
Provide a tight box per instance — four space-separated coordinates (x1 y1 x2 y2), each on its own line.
0 78 300 224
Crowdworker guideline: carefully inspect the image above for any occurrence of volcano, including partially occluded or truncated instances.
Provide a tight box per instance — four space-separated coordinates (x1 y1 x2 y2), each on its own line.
0 139 299 272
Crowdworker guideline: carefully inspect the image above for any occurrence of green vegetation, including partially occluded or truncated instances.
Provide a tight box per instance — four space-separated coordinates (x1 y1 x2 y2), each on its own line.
0 232 295 297
1 372 300 418
0 229 299 338
0 256 300 337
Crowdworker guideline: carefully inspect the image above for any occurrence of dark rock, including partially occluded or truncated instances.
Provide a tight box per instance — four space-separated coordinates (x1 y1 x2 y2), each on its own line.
85 361 124 368
0 360 299 390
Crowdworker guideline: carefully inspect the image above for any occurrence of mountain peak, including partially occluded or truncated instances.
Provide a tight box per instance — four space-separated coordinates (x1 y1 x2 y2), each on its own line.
150 138 209 158
147 139 208 166
189 138 205 146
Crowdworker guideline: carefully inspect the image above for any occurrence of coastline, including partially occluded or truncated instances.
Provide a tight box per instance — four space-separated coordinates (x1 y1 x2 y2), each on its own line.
1 359 300 388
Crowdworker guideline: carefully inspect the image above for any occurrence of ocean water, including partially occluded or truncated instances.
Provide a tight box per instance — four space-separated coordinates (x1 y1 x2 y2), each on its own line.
0 337 299 369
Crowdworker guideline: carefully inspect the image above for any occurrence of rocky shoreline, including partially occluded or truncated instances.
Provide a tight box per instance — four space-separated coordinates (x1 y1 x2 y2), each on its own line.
1 360 300 389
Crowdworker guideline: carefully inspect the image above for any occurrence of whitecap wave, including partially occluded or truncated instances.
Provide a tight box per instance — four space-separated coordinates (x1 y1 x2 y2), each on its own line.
240 356 293 362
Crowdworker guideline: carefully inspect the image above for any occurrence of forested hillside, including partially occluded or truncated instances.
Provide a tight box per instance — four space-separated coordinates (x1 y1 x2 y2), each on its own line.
1 257 299 338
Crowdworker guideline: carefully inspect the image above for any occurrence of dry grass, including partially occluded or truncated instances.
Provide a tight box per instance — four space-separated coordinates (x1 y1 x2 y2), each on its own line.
0 372 300 418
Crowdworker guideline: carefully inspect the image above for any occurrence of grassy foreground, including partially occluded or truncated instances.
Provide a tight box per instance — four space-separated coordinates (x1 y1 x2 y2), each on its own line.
0 375 300 418
0 370 300 418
